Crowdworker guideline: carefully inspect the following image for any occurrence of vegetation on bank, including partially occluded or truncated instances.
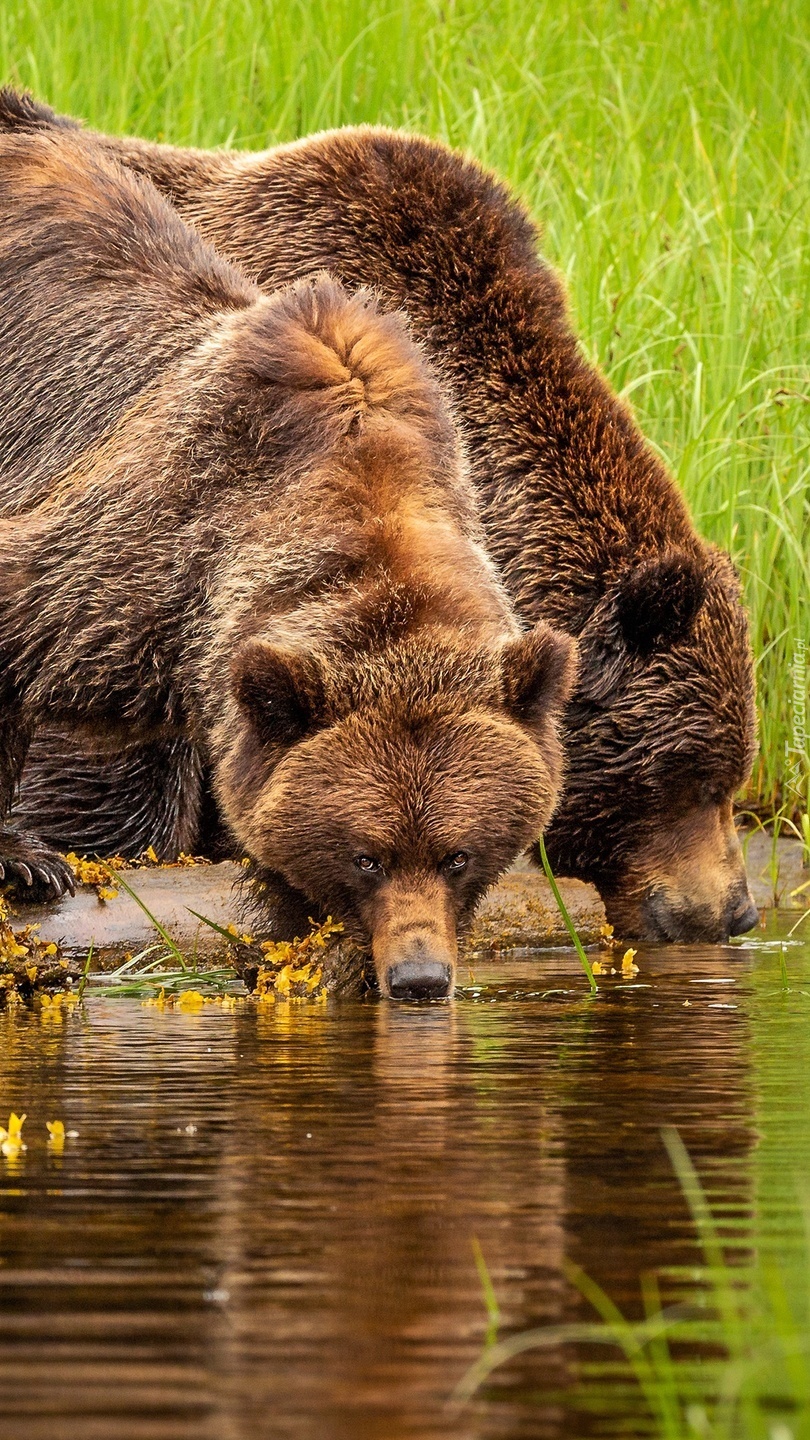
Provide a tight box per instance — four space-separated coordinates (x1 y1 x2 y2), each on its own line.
1 0 807 817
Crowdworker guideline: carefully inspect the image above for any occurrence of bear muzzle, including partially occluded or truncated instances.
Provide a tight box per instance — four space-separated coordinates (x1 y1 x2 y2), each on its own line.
639 882 759 943
723 888 759 938
386 957 454 1000
364 872 459 998
376 924 457 999
601 800 759 944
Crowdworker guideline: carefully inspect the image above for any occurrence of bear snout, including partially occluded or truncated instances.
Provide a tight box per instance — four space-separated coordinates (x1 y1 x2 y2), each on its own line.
599 799 758 944
368 875 458 999
386 957 454 1000
724 888 759 938
638 882 758 944
378 924 456 999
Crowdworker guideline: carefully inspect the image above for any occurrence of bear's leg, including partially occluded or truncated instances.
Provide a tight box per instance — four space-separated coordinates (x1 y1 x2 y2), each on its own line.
16 732 220 861
0 708 76 901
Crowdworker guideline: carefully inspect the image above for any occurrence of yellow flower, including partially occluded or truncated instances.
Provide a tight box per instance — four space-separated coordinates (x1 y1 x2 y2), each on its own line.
43 943 58 956
67 853 117 896
39 992 76 1011
0 1112 27 1158
46 1120 66 1151
259 938 289 959
176 990 206 1012
621 948 639 974
288 965 314 985
143 846 159 864
251 918 338 1002
591 959 604 975
274 964 293 997
2 937 30 960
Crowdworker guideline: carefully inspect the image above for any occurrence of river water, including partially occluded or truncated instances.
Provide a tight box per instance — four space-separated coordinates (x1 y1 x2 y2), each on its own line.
1 915 809 1439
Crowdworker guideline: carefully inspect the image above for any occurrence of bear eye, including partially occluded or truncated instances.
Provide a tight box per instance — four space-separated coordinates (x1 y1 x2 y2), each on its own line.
442 851 469 874
354 855 382 875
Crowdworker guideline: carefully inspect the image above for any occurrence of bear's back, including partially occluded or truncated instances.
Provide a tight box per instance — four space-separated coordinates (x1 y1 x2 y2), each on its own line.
0 120 257 517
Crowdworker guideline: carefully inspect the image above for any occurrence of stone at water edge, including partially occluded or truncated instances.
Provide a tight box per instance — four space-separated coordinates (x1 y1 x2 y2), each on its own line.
4 860 605 968
5 832 802 978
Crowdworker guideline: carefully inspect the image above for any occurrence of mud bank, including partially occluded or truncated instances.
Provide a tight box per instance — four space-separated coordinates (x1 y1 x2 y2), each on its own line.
3 830 804 969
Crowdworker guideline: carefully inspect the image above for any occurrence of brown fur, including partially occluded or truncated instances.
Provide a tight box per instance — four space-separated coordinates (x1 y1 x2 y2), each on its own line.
603 800 753 942
0 115 575 994
6 92 758 941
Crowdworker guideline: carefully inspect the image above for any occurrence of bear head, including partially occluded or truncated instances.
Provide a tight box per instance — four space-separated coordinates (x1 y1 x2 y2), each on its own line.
219 622 575 997
544 545 758 942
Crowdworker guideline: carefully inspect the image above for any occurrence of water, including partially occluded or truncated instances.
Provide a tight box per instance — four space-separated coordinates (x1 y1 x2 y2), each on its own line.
1 917 809 1440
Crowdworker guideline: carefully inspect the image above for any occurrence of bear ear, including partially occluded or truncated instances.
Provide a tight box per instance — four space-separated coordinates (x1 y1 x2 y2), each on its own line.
500 623 577 727
615 550 707 655
231 641 327 746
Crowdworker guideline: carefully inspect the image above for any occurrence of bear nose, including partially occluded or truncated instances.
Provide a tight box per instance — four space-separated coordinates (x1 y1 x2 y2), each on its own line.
726 892 759 937
387 959 453 1000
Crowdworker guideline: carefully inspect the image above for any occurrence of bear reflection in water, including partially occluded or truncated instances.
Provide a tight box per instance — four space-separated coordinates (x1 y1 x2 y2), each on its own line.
0 964 755 1437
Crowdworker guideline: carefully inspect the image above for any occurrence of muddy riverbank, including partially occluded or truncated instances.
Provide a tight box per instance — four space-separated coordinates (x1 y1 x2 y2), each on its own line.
5 831 806 968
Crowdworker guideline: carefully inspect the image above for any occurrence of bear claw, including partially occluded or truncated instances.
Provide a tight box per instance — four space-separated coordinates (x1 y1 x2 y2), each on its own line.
0 834 76 903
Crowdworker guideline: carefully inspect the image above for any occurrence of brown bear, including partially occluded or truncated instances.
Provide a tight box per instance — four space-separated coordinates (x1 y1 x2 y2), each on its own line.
0 115 576 997
5 92 758 943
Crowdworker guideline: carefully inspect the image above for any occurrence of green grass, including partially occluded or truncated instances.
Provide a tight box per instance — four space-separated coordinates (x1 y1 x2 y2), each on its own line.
457 1127 810 1439
1 0 808 813
82 879 247 995
538 835 599 992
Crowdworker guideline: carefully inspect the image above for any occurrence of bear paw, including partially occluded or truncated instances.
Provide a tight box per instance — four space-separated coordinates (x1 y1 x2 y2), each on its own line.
0 828 76 902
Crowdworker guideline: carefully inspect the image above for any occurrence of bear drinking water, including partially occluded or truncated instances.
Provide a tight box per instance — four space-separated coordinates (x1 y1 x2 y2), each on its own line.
4 92 759 942
0 120 575 996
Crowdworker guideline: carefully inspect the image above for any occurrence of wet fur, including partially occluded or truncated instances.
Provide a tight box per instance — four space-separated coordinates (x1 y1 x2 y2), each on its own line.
0 113 573 987
5 93 757 938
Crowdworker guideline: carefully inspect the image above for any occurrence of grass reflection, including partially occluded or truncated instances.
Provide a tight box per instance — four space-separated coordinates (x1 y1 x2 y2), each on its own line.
458 1126 810 1438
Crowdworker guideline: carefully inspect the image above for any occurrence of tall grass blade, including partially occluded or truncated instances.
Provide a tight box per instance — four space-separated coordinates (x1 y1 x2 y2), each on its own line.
538 836 598 993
